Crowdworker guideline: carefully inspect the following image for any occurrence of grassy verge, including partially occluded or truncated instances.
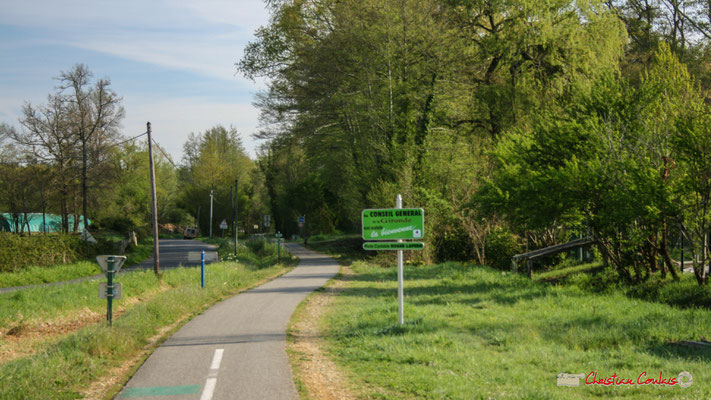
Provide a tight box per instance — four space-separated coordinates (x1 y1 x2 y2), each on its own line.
0 238 153 289
0 242 296 399
534 262 603 283
123 241 153 267
305 234 384 266
0 261 101 288
321 261 711 399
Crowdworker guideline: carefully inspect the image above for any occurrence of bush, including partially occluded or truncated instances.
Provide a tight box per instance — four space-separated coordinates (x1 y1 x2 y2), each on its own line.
433 225 473 262
0 233 86 272
484 228 522 270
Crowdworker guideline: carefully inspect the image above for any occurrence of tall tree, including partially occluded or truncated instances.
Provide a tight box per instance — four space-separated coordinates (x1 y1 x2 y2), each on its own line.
180 126 255 235
59 64 124 232
15 92 78 232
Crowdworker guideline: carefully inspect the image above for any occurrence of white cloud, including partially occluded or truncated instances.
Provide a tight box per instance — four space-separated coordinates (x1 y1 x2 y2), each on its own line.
0 0 270 82
0 1 272 160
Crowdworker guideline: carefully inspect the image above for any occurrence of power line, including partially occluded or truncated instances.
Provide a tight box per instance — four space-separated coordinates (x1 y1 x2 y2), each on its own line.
105 132 148 149
103 130 178 169
151 138 178 169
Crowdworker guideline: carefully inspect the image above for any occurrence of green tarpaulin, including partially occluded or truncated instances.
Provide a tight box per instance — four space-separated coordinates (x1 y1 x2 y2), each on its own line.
0 213 90 233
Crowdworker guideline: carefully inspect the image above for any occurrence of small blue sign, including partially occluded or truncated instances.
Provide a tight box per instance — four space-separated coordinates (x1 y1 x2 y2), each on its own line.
298 216 305 223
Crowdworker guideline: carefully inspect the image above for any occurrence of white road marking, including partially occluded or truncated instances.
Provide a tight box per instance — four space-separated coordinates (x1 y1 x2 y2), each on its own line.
200 378 217 400
210 348 224 370
200 349 224 400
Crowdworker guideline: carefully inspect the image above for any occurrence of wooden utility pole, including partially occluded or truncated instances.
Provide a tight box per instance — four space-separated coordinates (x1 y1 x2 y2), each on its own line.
238 179 239 255
147 122 160 274
209 190 214 238
230 185 235 240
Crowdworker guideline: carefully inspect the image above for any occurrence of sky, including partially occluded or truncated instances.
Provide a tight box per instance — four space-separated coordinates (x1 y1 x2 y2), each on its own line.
0 0 271 161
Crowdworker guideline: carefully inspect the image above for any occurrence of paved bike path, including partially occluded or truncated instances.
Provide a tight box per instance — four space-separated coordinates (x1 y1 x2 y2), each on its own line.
115 243 339 400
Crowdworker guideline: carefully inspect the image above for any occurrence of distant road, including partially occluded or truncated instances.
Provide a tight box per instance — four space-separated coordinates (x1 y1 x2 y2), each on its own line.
116 243 340 400
123 238 219 271
0 238 218 295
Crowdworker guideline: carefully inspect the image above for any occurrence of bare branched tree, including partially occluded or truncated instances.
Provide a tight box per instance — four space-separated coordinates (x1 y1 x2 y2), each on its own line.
58 64 124 232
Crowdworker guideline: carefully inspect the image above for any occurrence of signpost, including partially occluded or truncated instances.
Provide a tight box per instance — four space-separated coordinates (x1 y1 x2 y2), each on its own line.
363 242 424 250
276 231 282 261
362 208 424 240
188 251 218 262
99 282 122 299
188 251 218 288
97 255 127 326
219 219 228 238
362 195 425 325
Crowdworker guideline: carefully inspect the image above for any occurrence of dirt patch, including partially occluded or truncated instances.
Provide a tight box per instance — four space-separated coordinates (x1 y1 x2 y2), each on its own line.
0 283 171 365
289 267 357 400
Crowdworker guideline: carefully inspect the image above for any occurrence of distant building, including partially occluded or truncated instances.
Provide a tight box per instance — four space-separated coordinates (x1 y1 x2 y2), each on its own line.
0 213 90 233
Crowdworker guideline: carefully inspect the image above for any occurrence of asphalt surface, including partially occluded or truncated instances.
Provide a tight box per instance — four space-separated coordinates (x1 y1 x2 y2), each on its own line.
115 243 340 400
123 238 219 272
0 239 218 295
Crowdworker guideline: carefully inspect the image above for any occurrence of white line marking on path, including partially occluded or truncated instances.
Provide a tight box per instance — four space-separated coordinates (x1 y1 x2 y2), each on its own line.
210 349 224 370
200 349 224 400
200 378 217 400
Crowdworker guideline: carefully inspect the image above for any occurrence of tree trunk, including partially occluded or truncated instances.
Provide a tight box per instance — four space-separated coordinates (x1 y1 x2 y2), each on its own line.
82 138 88 232
660 219 679 279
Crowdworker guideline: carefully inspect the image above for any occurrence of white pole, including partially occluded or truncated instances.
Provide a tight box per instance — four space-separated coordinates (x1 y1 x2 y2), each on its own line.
209 190 214 238
396 193 404 325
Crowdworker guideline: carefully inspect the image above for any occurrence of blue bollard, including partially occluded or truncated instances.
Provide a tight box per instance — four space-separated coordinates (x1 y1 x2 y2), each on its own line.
201 250 205 288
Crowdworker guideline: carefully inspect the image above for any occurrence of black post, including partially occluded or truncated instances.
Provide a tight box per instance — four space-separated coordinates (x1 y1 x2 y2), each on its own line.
107 257 114 326
680 226 684 273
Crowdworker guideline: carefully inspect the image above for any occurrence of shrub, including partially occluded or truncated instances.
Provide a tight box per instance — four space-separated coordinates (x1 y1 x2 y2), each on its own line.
0 233 86 272
484 228 522 270
433 225 473 262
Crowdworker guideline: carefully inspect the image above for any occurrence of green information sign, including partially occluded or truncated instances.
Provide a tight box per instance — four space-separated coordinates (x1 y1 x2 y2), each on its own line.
362 208 424 240
363 242 425 251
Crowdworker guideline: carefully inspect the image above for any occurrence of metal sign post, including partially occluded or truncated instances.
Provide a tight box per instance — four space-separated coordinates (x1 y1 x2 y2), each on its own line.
361 195 425 326
298 215 305 239
201 250 205 288
97 255 127 326
220 219 228 238
396 195 404 325
107 258 115 326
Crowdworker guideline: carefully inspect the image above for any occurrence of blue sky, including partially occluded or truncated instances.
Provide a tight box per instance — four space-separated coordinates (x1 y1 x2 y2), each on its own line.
0 0 271 160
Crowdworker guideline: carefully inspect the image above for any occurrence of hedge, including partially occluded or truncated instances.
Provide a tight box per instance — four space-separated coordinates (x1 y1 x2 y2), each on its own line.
0 233 87 272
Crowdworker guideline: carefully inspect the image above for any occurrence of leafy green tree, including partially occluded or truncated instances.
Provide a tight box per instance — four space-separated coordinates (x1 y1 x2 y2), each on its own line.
240 0 627 261
480 44 710 284
180 126 256 236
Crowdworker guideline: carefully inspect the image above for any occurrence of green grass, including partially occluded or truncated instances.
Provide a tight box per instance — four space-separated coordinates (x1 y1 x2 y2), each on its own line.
534 262 603 282
0 236 153 289
0 242 297 399
305 234 385 266
123 241 153 267
0 261 101 288
569 267 711 310
322 261 711 399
